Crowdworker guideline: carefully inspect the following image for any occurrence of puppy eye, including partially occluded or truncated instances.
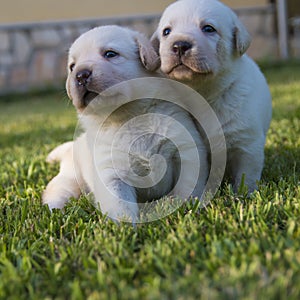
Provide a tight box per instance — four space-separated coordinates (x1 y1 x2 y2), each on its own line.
202 25 216 33
104 50 119 59
163 28 171 37
69 63 75 72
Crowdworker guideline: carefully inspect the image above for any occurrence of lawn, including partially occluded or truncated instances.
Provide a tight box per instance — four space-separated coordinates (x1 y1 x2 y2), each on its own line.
0 61 300 300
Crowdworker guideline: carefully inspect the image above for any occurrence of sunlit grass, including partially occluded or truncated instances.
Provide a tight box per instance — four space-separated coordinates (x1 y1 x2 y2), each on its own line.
0 61 299 299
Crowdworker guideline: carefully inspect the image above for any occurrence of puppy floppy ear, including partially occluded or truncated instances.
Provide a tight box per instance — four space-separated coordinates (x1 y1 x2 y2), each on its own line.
150 31 160 55
233 18 251 56
135 33 161 72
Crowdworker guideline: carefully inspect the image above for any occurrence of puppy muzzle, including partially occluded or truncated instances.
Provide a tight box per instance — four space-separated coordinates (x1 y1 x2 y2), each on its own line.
76 69 92 87
73 68 99 109
164 39 213 77
172 41 193 57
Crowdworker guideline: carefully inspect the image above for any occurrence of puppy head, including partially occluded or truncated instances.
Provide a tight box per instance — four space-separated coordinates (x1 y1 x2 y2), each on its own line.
151 0 251 82
66 25 160 111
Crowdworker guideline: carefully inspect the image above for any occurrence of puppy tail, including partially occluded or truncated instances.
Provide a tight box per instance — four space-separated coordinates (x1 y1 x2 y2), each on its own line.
46 141 73 164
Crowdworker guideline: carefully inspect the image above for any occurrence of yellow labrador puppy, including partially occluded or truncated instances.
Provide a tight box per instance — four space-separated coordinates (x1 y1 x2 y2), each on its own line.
43 25 208 221
151 0 272 192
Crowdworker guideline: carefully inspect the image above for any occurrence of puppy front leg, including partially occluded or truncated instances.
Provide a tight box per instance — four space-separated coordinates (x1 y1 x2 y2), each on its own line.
43 142 82 210
173 149 209 201
192 147 209 200
43 174 81 209
93 171 139 223
228 143 265 193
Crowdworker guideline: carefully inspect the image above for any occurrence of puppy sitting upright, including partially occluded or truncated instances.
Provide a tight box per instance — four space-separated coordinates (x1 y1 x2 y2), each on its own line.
43 25 209 222
151 0 272 192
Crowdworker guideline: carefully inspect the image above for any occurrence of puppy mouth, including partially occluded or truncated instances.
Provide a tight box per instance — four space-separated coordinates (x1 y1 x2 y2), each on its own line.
165 58 213 79
168 62 212 74
82 90 99 106
167 63 190 74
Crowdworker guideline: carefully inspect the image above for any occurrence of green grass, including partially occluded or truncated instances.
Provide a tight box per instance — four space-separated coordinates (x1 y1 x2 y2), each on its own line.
0 61 300 300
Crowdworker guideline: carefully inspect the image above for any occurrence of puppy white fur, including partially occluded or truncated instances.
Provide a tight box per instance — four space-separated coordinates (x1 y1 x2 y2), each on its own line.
43 25 209 221
151 0 272 191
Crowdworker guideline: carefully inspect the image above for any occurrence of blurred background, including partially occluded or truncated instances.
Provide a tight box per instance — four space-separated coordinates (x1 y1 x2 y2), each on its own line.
0 0 299 95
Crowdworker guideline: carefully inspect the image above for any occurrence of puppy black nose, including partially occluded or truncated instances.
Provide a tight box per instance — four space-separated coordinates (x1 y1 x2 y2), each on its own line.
172 41 192 56
76 69 92 86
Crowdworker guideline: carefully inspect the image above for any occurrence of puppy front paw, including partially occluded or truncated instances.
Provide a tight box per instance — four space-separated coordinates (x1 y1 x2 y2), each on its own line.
46 141 74 164
42 174 81 211
42 190 70 211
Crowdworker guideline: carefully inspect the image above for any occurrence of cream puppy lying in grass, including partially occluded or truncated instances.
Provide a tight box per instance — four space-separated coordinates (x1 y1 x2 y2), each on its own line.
151 0 272 192
43 25 209 222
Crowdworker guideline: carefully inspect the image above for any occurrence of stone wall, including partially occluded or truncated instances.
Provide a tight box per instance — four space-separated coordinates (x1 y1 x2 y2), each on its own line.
0 15 160 95
290 17 300 57
237 5 278 59
0 5 292 96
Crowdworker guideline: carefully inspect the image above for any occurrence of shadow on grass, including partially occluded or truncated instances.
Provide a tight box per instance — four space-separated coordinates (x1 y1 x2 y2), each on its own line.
0 126 75 150
263 145 300 184
259 59 300 85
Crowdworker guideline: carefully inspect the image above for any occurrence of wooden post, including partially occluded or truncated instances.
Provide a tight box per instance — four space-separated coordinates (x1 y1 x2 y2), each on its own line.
276 0 289 59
